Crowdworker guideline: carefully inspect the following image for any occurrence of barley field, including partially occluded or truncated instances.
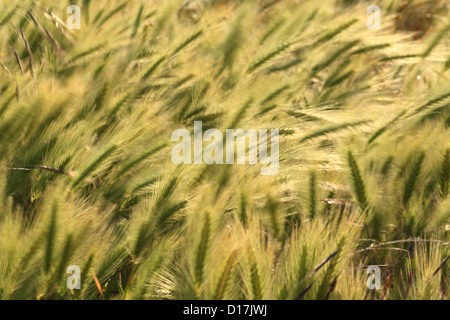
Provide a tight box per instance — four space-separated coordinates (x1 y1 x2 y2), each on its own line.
0 0 449 300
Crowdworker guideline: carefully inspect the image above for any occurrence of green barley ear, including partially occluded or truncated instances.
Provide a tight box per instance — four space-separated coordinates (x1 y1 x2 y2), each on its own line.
222 12 245 72
300 120 371 143
368 110 407 145
131 4 144 39
444 55 450 72
422 23 450 58
82 0 91 24
259 17 284 45
347 151 368 209
261 84 290 106
213 249 239 300
311 40 359 75
132 220 154 260
44 201 58 274
96 1 127 28
309 171 317 219
247 42 292 74
228 98 253 129
402 152 425 205
296 249 341 300
79 254 95 298
249 252 262 300
141 56 166 80
268 56 304 73
72 145 118 188
440 149 449 199
315 238 344 300
158 200 187 229
313 19 358 47
172 30 203 57
266 195 281 241
350 43 390 56
116 142 166 178
413 91 450 115
239 192 248 228
16 236 42 282
195 211 211 298
53 233 74 285
154 175 178 210
0 91 15 120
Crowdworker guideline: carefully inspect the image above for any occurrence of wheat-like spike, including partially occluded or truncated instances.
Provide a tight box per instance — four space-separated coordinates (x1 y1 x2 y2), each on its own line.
261 84 290 105
313 19 357 47
247 42 292 73
222 15 244 71
158 200 187 228
295 249 341 300
413 91 450 115
444 55 450 72
368 110 407 144
68 44 105 66
79 254 95 297
0 92 15 118
350 43 390 56
117 143 166 178
380 54 419 62
141 56 166 80
228 98 252 129
195 211 211 298
347 151 368 209
239 192 247 227
440 149 449 199
315 239 344 299
324 70 354 88
309 171 317 219
72 145 118 188
131 4 144 39
53 233 74 284
44 201 58 274
172 30 203 57
250 258 262 300
402 152 425 205
97 1 127 27
213 249 238 300
154 175 178 210
266 195 281 240
300 120 371 143
259 17 284 45
422 23 450 58
311 40 359 75
268 56 304 73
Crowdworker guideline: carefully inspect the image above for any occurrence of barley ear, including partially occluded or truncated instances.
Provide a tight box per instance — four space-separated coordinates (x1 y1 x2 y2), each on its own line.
213 249 238 300
194 211 211 298
440 149 449 199
347 151 368 209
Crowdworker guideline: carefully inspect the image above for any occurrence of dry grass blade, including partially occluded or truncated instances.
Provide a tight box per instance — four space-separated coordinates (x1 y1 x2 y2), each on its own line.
92 272 105 300
431 256 449 279
10 47 24 74
324 275 339 300
380 270 392 300
18 28 34 77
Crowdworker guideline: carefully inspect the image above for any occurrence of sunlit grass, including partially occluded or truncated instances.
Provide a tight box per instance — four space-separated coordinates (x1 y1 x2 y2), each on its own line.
0 0 449 300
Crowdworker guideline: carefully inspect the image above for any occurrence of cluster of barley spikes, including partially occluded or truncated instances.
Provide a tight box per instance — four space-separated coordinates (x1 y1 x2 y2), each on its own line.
0 0 449 300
